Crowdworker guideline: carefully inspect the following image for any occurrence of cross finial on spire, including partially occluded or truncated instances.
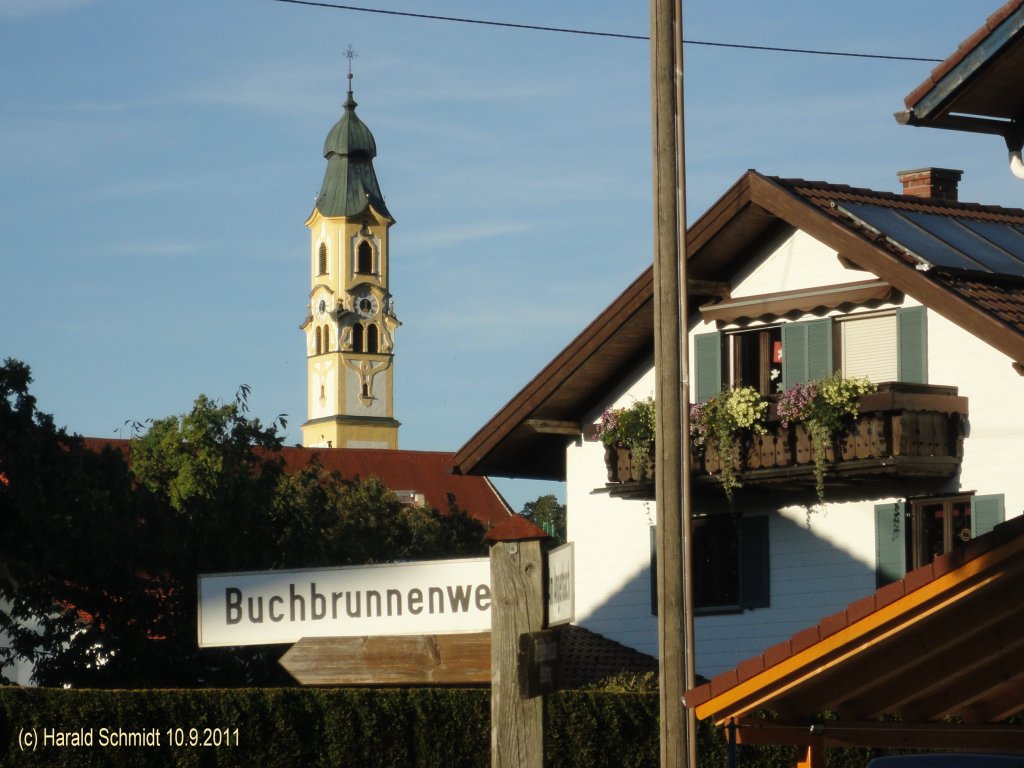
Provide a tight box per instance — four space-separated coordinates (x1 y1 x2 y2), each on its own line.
345 45 357 82
344 45 358 109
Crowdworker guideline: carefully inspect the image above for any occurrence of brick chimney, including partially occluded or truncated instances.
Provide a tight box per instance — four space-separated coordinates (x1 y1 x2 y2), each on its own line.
897 167 963 201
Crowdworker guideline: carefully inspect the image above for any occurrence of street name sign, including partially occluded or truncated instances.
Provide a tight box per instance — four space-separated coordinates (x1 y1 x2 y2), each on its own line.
198 557 491 647
546 542 574 627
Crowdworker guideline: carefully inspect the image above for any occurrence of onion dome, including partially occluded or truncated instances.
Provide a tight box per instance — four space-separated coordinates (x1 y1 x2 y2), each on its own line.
314 79 392 220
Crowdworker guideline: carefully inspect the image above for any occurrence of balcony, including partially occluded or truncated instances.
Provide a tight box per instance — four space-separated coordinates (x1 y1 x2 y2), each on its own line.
604 382 967 500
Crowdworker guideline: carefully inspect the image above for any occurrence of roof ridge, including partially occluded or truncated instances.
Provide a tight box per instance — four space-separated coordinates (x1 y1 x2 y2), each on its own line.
766 174 1024 218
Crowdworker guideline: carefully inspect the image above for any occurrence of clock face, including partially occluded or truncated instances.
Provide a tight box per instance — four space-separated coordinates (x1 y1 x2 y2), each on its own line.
355 294 378 318
315 296 330 320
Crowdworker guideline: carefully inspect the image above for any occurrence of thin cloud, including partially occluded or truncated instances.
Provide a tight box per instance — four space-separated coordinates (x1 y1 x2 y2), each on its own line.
0 0 95 18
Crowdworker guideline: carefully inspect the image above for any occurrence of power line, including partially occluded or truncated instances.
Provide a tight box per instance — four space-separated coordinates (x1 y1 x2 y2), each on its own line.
269 0 943 63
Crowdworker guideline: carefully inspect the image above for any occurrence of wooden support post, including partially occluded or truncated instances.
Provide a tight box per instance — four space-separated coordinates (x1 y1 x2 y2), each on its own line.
486 517 549 768
796 738 825 768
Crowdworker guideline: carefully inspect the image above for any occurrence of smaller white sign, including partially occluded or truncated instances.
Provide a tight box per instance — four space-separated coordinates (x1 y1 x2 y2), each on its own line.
546 543 575 627
198 558 491 648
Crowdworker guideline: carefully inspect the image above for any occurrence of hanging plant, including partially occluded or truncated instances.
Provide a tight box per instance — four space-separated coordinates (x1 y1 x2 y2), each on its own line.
776 372 877 504
595 397 657 479
690 386 769 502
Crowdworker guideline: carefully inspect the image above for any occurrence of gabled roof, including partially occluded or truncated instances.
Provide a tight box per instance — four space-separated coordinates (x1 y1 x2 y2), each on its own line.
897 0 1024 140
86 439 511 527
278 446 511 526
452 169 1024 480
682 514 1024 751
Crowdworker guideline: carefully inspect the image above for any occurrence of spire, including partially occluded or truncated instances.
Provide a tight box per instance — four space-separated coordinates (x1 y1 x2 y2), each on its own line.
314 47 392 220
344 44 357 112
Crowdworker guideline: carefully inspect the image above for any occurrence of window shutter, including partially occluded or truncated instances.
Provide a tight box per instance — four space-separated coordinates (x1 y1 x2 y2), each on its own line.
781 323 807 390
739 516 770 609
875 502 906 587
971 494 1005 538
897 306 928 384
782 319 832 388
695 331 723 402
842 314 898 381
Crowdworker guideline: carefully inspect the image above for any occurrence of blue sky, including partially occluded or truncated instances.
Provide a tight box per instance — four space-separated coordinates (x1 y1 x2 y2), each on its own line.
2 1 1021 511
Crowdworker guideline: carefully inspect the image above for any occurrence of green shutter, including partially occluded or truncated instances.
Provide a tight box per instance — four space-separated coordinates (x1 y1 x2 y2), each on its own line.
782 319 832 388
897 305 928 384
740 516 770 609
875 502 906 587
781 323 807 390
695 331 723 402
806 319 834 380
971 494 1005 538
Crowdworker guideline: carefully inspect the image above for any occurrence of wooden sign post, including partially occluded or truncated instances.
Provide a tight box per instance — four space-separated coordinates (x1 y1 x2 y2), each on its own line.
486 516 550 768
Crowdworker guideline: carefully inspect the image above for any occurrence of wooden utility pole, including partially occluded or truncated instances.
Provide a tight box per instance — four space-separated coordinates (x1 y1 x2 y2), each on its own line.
650 0 696 766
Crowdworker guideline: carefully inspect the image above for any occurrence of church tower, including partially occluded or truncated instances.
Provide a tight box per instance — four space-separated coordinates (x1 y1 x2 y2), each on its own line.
301 67 400 449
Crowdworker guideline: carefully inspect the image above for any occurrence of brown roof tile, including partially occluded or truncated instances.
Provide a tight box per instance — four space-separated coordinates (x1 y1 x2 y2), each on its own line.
554 624 659 689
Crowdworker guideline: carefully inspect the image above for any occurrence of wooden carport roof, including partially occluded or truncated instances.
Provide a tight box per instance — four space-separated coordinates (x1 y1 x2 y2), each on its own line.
683 515 1024 754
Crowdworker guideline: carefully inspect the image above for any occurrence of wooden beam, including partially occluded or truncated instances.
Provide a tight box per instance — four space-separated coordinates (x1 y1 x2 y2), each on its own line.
686 278 730 298
278 632 490 686
523 419 581 436
733 719 1024 751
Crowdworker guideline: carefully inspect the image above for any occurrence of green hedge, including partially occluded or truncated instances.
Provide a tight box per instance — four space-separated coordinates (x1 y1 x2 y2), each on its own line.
0 688 876 767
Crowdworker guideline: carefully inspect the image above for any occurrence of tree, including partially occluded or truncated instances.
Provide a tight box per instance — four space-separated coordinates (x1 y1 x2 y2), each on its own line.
0 361 486 687
520 494 567 543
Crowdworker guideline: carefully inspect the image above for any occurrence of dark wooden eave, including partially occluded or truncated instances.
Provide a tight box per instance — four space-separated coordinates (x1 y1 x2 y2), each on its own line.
896 0 1024 141
683 515 1024 751
453 169 1024 481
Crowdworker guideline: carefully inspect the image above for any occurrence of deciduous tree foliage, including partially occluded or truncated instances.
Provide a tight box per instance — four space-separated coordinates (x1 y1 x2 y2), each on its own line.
0 360 485 687
520 494 567 544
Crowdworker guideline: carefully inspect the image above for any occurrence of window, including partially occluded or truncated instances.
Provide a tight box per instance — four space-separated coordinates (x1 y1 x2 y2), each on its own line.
321 325 330 353
840 313 897 381
315 326 322 355
367 325 379 354
318 243 328 275
651 515 769 613
693 305 928 402
731 327 782 395
906 496 972 571
875 494 1004 586
357 241 373 274
352 323 364 353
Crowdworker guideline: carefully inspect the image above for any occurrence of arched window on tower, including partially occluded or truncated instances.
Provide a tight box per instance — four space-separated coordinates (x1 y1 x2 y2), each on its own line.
322 325 330 352
356 240 374 274
352 323 364 353
318 242 328 275
367 324 379 354
315 326 322 355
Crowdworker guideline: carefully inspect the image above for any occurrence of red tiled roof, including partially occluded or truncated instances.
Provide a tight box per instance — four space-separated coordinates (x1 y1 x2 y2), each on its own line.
278 445 513 526
83 438 512 528
903 0 1024 111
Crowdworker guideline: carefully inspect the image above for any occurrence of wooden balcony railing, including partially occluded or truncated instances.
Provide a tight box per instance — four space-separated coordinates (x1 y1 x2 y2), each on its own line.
604 382 967 499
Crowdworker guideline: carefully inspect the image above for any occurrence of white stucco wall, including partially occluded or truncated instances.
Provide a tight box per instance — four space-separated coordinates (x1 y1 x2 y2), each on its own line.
564 228 1024 679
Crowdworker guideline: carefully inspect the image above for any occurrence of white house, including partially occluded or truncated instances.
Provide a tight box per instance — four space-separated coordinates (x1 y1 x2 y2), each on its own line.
453 165 1024 680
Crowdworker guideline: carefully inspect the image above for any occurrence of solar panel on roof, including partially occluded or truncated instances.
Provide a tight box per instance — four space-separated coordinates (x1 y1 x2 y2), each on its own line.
838 202 1024 277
